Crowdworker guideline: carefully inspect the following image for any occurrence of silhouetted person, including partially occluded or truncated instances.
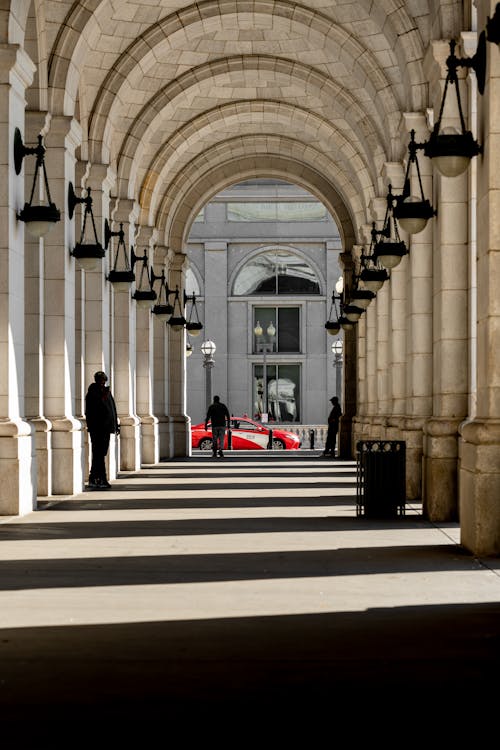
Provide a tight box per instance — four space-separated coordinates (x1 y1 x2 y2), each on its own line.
205 395 230 458
85 371 119 488
322 396 342 457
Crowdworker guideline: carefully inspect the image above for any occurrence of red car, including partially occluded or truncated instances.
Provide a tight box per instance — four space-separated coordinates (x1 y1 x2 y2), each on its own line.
191 417 301 451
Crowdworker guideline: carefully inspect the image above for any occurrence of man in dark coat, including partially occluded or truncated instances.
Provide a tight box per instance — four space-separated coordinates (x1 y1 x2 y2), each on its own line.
85 371 119 488
322 396 342 457
205 395 230 458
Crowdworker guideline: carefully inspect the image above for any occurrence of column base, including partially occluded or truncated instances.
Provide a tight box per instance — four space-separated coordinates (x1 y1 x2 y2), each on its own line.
29 417 53 497
401 417 426 502
423 417 461 522
118 415 141 471
140 415 159 464
459 419 500 557
0 418 36 515
169 414 191 458
51 417 85 495
158 417 170 460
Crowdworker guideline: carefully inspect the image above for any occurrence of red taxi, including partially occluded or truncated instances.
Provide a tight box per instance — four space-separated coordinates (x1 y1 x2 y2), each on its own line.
191 417 301 451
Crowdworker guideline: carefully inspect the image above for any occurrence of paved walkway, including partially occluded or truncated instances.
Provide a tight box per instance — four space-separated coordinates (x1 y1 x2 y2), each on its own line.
0 452 499 742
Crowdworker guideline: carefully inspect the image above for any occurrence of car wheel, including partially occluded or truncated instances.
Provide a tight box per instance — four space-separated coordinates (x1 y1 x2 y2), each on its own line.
272 438 285 450
198 438 213 451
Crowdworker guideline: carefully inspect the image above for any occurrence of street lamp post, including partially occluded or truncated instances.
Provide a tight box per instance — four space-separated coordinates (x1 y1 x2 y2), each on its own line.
201 340 216 412
254 321 276 421
332 339 343 401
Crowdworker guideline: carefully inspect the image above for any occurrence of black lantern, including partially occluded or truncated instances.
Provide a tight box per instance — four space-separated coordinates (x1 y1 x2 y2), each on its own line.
423 38 483 177
185 292 203 336
324 289 341 336
373 191 408 270
349 288 376 309
105 219 141 291
167 287 187 331
132 249 157 309
14 128 60 238
393 130 436 234
68 183 105 271
151 269 174 321
359 224 390 291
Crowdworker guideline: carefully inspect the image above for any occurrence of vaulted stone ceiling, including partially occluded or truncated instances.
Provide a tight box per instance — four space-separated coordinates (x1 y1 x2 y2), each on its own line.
14 1 463 249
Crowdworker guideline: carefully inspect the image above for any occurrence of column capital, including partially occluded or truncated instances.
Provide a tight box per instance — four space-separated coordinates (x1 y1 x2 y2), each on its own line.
381 161 405 191
86 163 117 193
368 197 387 223
0 44 35 88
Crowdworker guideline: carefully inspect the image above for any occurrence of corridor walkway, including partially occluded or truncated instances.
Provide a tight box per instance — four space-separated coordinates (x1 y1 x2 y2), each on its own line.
0 453 499 741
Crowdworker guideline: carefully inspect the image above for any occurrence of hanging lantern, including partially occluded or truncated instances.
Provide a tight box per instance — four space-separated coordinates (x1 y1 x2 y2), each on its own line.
132 249 157 309
14 129 61 238
393 130 436 234
68 183 105 271
185 292 203 336
151 269 174 321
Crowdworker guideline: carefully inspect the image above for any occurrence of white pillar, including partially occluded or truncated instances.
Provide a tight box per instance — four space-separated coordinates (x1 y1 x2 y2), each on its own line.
423 41 469 521
167 252 190 457
0 47 36 514
83 163 117 480
109 198 141 470
153 245 170 459
136 225 159 464
460 9 500 555
42 115 85 495
402 113 434 501
24 111 52 498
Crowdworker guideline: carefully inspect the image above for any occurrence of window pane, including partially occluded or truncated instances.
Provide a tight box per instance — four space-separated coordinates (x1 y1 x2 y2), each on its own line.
253 364 300 423
276 202 327 221
253 364 277 420
277 308 300 352
270 365 300 422
227 202 326 222
234 250 319 296
253 307 276 353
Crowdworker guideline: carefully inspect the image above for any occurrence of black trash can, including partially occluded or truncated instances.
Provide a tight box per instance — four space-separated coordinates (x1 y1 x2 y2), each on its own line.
356 440 406 518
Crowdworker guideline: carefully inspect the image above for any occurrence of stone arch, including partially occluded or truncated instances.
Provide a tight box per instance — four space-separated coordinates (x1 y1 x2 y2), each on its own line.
162 154 357 258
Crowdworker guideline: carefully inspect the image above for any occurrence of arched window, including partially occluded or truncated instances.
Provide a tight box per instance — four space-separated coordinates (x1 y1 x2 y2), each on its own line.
233 250 320 295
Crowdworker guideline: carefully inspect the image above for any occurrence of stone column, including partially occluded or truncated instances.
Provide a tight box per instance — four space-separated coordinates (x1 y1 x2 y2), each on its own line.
167 252 190 457
459 10 500 556
370 198 389 438
83 163 116 480
136 225 159 465
0 47 36 514
382 162 408 443
24 110 52 498
204 241 228 399
43 115 85 495
352 244 367 446
109 198 141 470
153 245 170 459
423 42 469 521
401 113 434 501
338 251 356 458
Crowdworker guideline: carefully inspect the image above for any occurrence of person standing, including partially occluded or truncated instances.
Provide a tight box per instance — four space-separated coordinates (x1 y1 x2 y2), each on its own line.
85 371 119 488
322 396 342 457
205 395 230 458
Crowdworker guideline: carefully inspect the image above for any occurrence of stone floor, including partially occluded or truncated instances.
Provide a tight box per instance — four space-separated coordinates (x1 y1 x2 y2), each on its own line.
0 452 498 743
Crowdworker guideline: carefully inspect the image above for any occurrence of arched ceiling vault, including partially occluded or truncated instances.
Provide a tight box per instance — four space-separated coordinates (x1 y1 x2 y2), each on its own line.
4 1 464 251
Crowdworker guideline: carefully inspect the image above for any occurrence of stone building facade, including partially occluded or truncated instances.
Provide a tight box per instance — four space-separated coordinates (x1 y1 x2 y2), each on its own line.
185 180 343 426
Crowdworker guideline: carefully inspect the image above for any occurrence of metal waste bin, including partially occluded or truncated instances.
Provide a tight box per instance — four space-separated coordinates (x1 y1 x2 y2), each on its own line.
356 440 406 518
